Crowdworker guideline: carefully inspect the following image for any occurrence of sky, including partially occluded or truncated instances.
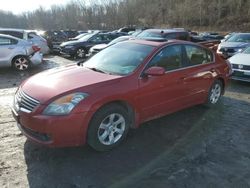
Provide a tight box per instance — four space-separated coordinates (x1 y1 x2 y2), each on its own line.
0 0 73 14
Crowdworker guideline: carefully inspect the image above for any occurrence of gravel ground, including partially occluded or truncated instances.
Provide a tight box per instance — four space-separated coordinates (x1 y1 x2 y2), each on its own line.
0 55 249 188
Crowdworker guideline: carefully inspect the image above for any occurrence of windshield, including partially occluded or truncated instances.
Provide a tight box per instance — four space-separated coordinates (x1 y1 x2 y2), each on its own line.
84 42 154 75
137 31 162 38
226 34 250 43
132 30 142 36
243 47 250 54
108 37 129 46
78 33 95 41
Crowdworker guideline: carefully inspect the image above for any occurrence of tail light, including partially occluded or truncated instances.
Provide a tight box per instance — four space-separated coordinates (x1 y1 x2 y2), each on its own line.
32 45 41 52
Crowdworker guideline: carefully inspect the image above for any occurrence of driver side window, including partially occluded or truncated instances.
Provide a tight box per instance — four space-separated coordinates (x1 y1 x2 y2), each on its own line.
149 45 183 71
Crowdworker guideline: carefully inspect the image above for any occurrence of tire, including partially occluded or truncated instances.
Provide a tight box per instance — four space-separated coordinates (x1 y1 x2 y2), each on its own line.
205 80 223 107
12 56 30 71
76 48 86 58
87 104 130 151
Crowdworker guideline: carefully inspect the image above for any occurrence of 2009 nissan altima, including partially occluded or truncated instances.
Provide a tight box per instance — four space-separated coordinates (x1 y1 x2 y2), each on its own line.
11 40 231 151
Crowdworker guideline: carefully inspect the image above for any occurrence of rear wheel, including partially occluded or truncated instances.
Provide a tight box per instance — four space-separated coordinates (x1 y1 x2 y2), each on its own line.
206 80 223 106
87 104 130 151
12 56 30 71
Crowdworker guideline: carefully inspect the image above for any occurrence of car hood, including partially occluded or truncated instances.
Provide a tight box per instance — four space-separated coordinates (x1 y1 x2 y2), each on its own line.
219 42 249 48
21 64 122 104
60 40 86 47
229 53 250 65
92 44 108 50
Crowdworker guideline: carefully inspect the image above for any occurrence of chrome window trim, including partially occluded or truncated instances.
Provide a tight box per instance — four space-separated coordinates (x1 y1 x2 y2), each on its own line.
139 43 215 78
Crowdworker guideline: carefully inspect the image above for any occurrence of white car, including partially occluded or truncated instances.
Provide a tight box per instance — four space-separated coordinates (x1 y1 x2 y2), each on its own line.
228 46 250 82
0 34 43 71
217 33 250 58
0 29 50 54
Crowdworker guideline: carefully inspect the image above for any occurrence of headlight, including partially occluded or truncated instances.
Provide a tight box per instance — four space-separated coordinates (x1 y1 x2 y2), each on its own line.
43 93 88 116
64 45 75 49
89 47 94 53
237 48 243 53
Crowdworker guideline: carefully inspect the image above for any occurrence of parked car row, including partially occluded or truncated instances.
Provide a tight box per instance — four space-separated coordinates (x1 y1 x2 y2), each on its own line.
1 26 250 83
48 28 249 83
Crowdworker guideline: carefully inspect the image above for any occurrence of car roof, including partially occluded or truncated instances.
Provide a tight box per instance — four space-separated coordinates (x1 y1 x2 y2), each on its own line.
234 33 250 35
127 38 195 47
0 33 21 40
142 29 188 34
0 28 25 33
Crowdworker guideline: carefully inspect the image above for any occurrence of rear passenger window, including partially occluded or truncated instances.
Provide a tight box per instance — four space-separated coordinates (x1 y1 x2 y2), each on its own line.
184 45 213 66
7 31 23 39
178 32 189 40
165 33 178 40
90 35 103 43
103 35 113 41
0 37 12 45
149 45 182 71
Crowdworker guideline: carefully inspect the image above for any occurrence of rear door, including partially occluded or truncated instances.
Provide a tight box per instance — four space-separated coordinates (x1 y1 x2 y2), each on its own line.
181 44 216 104
0 36 18 66
138 44 191 122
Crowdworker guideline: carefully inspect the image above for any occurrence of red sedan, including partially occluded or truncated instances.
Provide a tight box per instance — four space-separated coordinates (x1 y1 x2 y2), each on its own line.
11 40 231 151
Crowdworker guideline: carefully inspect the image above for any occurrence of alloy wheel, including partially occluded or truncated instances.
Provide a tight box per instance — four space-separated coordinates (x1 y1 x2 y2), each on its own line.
14 57 29 71
97 113 126 145
76 48 85 58
209 83 222 104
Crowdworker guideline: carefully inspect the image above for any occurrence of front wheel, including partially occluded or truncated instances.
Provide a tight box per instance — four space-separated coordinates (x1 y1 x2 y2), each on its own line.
206 80 223 106
76 48 86 58
87 104 130 151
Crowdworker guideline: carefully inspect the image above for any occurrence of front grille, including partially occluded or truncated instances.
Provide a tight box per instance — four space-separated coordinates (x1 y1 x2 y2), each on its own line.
15 89 40 113
232 64 250 70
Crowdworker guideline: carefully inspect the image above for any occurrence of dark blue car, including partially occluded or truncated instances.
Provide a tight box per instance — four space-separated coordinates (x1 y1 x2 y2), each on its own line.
60 33 121 58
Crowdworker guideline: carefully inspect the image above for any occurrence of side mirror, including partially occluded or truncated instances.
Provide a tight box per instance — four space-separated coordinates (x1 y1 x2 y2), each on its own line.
144 66 165 76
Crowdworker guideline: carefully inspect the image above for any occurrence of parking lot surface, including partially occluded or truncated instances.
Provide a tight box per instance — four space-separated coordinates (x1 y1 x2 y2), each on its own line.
0 55 250 188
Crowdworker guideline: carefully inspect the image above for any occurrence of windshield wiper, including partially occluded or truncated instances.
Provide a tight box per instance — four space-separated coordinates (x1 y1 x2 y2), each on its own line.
87 67 106 74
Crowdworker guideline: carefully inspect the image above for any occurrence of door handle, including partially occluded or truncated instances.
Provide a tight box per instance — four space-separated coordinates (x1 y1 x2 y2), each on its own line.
8 47 15 50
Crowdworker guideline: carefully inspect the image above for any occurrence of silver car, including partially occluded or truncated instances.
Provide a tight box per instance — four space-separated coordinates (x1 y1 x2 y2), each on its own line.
217 33 250 58
0 34 43 71
228 46 250 82
0 29 50 54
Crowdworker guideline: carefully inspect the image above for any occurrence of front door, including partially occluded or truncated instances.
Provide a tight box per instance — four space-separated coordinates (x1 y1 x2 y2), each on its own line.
138 44 190 122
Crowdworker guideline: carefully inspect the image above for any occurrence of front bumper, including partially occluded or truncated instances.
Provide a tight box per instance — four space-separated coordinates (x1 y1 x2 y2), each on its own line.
231 69 250 82
11 107 91 147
